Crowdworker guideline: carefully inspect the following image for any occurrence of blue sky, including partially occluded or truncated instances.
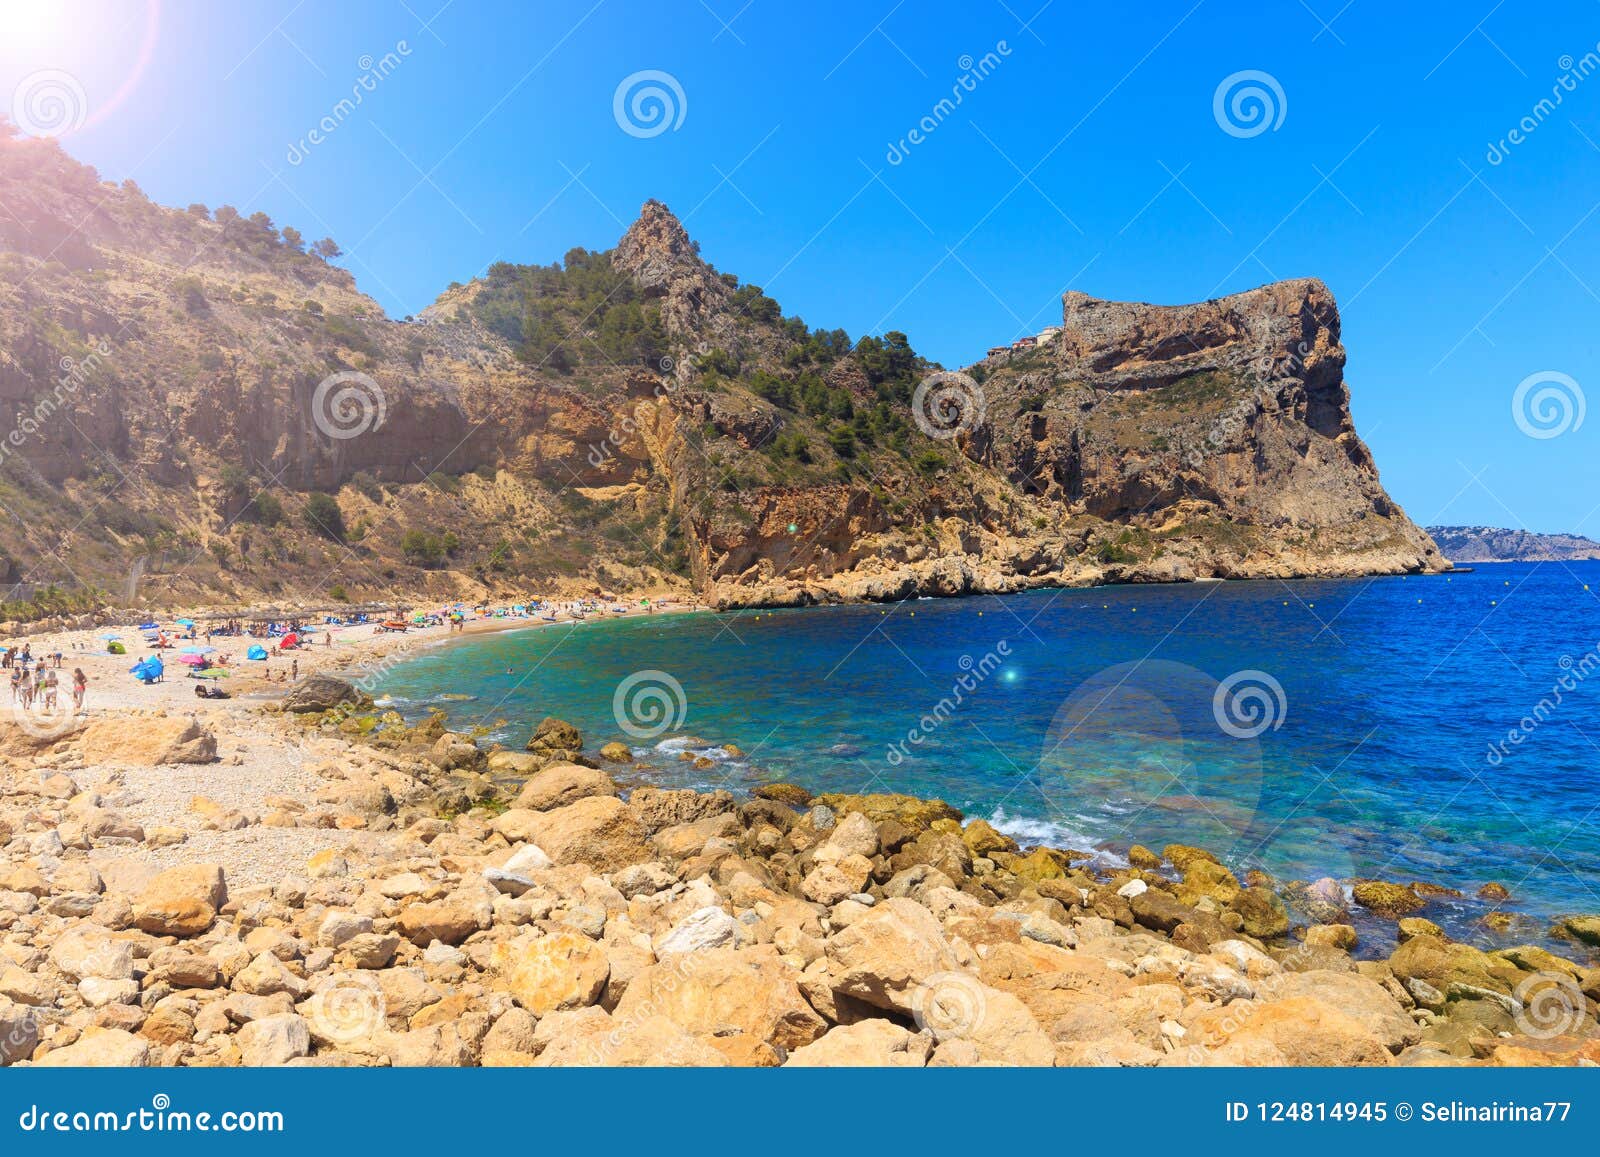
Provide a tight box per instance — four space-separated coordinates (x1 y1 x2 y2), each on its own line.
3 0 1599 533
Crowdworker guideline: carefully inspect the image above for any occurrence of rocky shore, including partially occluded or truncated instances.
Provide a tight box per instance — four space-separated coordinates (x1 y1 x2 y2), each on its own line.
1 668 1597 1068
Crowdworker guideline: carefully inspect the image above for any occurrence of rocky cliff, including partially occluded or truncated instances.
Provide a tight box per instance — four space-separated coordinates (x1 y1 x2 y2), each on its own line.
0 132 1443 618
1427 526 1600 563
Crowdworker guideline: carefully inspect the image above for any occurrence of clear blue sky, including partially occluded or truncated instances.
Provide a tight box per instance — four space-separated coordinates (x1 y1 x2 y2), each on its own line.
4 0 1598 533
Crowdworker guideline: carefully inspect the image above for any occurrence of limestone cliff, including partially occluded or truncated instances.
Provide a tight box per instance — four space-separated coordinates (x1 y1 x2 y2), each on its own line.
1427 526 1600 563
0 132 1442 618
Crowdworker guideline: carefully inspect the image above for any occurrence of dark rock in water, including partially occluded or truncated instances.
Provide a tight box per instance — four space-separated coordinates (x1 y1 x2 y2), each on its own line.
1351 879 1425 916
284 674 362 714
1230 885 1290 940
1554 914 1600 946
526 716 583 759
1129 887 1196 934
810 792 962 830
754 782 812 808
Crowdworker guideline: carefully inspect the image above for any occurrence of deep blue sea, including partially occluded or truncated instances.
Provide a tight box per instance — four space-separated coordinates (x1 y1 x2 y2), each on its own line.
375 562 1600 948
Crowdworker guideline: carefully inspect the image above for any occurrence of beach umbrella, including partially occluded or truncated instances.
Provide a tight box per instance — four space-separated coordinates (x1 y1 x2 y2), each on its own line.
180 645 217 654
176 618 195 627
177 653 207 666
194 668 228 679
98 632 121 640
246 645 268 660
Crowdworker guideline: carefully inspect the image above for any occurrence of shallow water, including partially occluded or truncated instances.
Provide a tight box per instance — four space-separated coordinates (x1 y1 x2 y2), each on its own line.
375 562 1600 951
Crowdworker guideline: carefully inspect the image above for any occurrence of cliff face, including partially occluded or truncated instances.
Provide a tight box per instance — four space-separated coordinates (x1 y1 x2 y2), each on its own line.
1427 526 1600 563
0 134 1442 616
952 280 1442 586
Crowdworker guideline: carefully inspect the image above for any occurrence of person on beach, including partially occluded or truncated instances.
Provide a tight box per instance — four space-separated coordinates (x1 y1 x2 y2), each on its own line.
9 667 20 701
291 659 299 682
41 668 57 709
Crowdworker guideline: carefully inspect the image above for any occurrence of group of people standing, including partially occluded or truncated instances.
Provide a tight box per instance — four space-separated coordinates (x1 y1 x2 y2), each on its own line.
3 645 87 713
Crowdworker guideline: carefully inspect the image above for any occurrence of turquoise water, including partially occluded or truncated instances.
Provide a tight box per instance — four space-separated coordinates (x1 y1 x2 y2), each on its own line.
375 562 1600 946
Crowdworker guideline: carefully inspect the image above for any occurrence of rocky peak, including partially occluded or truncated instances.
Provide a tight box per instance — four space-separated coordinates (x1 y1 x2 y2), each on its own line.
613 200 731 340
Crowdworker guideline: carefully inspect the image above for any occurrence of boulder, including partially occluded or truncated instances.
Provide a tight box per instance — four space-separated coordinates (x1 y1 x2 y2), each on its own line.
821 811 882 859
133 863 227 937
398 892 492 947
651 813 740 860
810 792 961 830
629 787 736 834
1351 880 1424 916
490 932 609 1014
535 1013 727 1067
614 948 826 1051
1230 886 1290 940
237 1013 311 1066
598 741 633 763
283 674 362 713
1387 933 1523 1001
0 999 38 1064
486 750 543 775
526 716 583 755
36 1027 152 1067
1176 859 1241 906
914 976 1055 1065
1304 924 1358 951
504 796 650 871
1272 970 1421 1053
1127 844 1162 869
50 930 135 980
1163 844 1219 870
512 763 616 811
959 818 1016 857
801 855 872 905
786 1019 932 1067
1197 995 1393 1066
754 783 812 808
78 715 217 765
1555 915 1600 947
233 953 307 998
826 898 964 1012
654 906 740 956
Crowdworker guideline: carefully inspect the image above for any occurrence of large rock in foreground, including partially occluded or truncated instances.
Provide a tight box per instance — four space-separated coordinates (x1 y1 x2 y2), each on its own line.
498 796 650 871
78 716 217 765
284 675 362 713
132 864 227 937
